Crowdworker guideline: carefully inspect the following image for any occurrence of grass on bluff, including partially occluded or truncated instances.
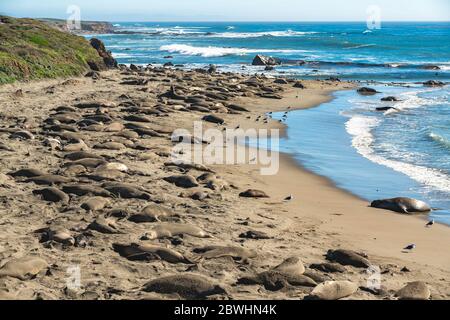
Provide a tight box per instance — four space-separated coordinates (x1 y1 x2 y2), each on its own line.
0 16 103 84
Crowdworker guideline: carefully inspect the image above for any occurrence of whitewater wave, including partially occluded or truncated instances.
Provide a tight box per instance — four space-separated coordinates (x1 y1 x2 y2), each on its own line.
207 30 319 38
429 132 450 150
346 115 450 193
344 44 377 50
159 44 306 57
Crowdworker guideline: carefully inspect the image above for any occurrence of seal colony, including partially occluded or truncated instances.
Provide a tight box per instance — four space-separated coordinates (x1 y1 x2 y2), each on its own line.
0 65 449 300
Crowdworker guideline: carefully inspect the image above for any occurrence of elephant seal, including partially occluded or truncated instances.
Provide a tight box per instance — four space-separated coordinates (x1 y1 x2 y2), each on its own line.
147 223 209 239
128 204 177 223
0 256 48 280
113 243 192 264
33 187 69 203
143 274 227 299
370 197 431 214
238 270 317 291
193 245 257 262
308 281 358 300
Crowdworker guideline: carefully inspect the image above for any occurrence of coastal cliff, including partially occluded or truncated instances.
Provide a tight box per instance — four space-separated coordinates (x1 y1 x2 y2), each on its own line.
0 16 111 84
38 18 115 34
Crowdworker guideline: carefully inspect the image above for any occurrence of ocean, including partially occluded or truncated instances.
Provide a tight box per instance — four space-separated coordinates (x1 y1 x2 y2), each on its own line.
88 22 450 224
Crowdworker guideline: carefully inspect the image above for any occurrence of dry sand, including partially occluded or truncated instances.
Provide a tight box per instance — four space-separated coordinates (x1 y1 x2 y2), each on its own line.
0 67 448 300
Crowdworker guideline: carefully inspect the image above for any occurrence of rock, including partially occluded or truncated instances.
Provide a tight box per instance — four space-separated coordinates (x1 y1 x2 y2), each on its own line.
128 204 176 223
309 281 358 300
357 87 379 95
381 96 399 102
89 38 118 69
143 274 227 299
423 80 445 87
423 65 440 70
239 230 271 240
326 249 371 268
293 81 305 89
309 262 346 273
202 115 225 125
164 175 199 188
81 197 109 212
239 189 269 198
33 187 69 203
396 281 431 300
113 243 192 264
0 256 48 280
252 55 281 66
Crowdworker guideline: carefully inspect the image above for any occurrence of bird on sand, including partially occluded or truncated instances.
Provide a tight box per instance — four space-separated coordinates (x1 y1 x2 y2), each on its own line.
426 219 434 227
284 195 294 202
403 244 416 251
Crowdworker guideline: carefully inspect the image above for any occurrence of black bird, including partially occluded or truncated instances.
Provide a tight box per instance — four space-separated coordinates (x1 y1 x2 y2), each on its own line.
284 195 293 201
403 244 416 251
426 220 435 227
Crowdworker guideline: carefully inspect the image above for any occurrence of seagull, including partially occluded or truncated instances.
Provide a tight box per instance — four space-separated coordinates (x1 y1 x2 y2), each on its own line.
426 220 435 227
403 244 416 251
284 195 294 202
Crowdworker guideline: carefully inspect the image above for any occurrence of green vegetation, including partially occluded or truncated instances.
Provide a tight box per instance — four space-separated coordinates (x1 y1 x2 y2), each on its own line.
0 16 103 84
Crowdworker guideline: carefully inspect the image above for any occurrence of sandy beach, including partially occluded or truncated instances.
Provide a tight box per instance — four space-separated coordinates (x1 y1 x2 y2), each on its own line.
0 67 448 300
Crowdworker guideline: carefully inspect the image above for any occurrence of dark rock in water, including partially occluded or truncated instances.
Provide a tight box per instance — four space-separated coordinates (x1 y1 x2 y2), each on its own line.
252 54 281 66
293 81 305 89
33 187 69 203
164 175 199 188
163 62 174 67
202 114 225 125
239 230 271 240
422 65 440 70
396 281 431 300
326 249 371 268
380 96 399 102
265 66 275 71
357 87 379 95
376 106 398 112
143 274 227 299
423 80 445 87
163 55 173 59
239 189 269 198
89 38 118 69
325 77 341 82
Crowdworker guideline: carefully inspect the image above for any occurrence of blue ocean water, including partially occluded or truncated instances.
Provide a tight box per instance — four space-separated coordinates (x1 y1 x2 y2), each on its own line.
88 22 450 224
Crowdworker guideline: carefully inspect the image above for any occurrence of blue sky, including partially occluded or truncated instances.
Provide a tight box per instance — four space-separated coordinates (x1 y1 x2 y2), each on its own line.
1 0 449 21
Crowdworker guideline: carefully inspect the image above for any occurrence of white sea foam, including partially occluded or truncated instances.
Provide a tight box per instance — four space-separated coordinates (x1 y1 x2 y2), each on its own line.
343 44 376 50
345 115 450 193
159 44 305 57
207 30 319 38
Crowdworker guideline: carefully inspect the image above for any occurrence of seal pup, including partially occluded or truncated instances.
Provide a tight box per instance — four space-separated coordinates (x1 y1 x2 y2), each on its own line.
370 197 431 214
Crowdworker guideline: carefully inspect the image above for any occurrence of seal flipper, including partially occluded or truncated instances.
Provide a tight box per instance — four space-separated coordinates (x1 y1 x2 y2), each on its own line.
398 203 409 214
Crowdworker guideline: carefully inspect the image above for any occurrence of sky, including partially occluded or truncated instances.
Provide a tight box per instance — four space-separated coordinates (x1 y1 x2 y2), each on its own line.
1 0 449 22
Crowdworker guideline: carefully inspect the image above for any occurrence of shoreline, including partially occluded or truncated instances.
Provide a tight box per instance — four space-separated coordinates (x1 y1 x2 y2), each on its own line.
0 68 449 300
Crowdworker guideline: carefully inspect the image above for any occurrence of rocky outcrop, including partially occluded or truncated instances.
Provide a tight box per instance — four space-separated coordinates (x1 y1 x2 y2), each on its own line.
89 38 118 70
252 54 281 66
